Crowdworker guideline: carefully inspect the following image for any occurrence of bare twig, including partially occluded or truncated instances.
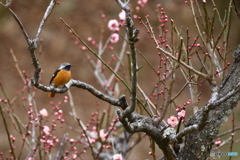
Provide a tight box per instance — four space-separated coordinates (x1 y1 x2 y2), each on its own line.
157 46 209 80
0 104 16 159
76 118 96 160
106 34 128 88
67 90 77 118
8 8 31 45
229 112 235 157
137 85 156 116
158 67 175 123
10 49 26 83
170 82 189 101
55 133 68 160
216 126 240 138
35 0 56 42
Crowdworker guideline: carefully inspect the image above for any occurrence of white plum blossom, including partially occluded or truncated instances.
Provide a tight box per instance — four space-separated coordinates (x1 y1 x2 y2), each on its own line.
112 154 123 160
119 10 126 21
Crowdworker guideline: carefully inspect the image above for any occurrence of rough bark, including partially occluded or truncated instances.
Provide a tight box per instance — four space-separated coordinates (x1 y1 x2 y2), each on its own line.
177 46 240 159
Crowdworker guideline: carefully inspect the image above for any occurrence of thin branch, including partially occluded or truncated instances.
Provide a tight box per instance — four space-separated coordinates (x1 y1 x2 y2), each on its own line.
115 0 139 119
229 112 235 157
137 84 158 116
35 0 57 42
67 90 77 118
55 133 68 160
106 34 127 88
10 49 26 83
33 79 129 109
216 126 240 138
176 124 198 141
158 66 176 123
171 82 189 101
189 0 207 47
196 51 210 75
0 104 16 159
8 8 31 45
137 49 158 75
76 118 96 160
157 46 209 80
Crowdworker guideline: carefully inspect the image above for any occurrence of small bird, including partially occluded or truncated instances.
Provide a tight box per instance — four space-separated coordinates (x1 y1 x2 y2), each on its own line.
48 62 73 98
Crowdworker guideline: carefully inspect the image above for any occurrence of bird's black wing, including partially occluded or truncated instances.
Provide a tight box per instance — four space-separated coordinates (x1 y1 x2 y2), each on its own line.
49 69 61 85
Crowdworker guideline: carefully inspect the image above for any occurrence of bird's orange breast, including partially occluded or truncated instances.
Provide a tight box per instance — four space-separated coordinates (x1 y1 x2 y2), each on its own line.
52 70 72 87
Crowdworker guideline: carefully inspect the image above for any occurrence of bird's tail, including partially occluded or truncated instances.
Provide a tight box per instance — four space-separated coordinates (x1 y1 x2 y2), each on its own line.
48 92 55 98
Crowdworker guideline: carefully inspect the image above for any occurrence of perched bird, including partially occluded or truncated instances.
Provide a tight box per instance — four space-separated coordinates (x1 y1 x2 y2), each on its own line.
48 62 73 98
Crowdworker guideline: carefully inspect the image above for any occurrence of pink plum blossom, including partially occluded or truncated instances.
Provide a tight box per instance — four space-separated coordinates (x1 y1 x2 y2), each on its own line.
72 154 77 159
214 140 221 146
69 138 75 143
47 139 54 147
10 135 15 142
110 33 119 43
167 116 178 127
178 110 186 118
99 129 108 141
119 10 126 21
43 125 50 135
81 46 88 50
87 137 96 144
40 108 48 117
112 154 123 160
108 19 119 31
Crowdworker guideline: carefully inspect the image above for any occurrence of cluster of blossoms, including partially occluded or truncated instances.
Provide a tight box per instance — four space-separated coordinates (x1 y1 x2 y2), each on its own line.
135 0 148 12
87 126 109 143
167 109 186 128
108 0 148 44
39 108 61 150
167 99 193 127
107 10 126 43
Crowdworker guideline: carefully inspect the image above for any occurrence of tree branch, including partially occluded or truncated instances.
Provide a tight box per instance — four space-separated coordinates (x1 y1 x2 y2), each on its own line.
35 0 56 43
1 0 57 87
0 1 31 45
115 0 139 120
33 79 129 109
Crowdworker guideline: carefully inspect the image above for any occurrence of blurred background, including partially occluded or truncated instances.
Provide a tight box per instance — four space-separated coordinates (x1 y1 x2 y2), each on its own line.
0 0 240 159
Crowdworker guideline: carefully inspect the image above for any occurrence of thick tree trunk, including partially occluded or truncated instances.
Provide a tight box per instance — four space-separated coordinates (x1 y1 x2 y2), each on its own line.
178 46 240 159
